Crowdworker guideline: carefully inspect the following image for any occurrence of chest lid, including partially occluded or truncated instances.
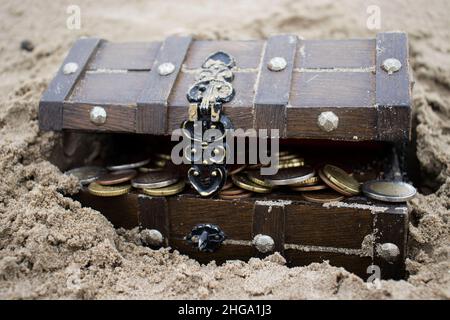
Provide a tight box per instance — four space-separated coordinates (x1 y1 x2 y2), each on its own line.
39 32 412 142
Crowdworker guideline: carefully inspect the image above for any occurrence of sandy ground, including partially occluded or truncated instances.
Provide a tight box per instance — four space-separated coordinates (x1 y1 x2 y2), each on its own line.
0 0 449 299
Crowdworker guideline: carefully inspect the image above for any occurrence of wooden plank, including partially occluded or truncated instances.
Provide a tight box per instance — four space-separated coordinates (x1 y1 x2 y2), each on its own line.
286 106 378 140
290 71 375 107
68 72 149 105
373 207 408 280
39 37 101 130
138 195 170 246
74 189 139 229
252 201 286 254
254 35 298 136
285 204 373 249
183 40 264 69
375 32 411 141
296 39 376 69
137 35 192 134
87 42 161 70
168 197 254 240
63 102 136 132
284 250 373 280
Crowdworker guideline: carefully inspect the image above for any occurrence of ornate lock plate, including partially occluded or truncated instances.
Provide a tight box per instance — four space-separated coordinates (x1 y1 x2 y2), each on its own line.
181 52 235 197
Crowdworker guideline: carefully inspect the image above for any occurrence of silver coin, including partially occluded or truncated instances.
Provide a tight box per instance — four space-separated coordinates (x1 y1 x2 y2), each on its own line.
64 166 107 185
264 166 315 186
131 171 179 189
362 180 416 202
107 158 150 171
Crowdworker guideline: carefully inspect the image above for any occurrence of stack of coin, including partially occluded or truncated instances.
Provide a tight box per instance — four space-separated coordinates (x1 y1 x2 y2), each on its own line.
89 169 136 197
318 164 361 197
131 170 185 196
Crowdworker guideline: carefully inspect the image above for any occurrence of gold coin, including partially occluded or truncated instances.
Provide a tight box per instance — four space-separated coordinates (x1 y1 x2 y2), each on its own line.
318 169 354 197
322 165 360 195
143 180 185 196
219 191 253 200
291 184 328 192
246 171 273 188
277 158 305 169
290 176 320 187
155 153 172 161
88 182 131 197
278 153 300 161
232 174 272 194
301 190 345 204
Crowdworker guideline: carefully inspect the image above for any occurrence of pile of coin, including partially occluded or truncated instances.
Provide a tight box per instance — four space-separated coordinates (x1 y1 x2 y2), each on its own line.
65 153 186 197
65 149 416 203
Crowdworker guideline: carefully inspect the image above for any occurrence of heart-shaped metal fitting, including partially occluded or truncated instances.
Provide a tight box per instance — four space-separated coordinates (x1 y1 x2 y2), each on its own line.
188 165 226 197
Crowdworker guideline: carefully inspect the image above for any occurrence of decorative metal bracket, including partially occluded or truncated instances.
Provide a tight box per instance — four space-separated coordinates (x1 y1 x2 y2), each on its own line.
181 52 235 197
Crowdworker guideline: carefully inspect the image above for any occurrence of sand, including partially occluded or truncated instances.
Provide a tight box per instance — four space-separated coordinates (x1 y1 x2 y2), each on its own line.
0 0 449 299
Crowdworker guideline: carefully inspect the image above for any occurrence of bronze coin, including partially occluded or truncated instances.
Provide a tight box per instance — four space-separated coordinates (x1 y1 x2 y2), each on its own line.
219 191 253 200
96 169 137 186
301 190 345 204
222 179 234 191
318 169 354 197
131 171 179 189
219 187 247 196
228 164 247 175
291 184 328 192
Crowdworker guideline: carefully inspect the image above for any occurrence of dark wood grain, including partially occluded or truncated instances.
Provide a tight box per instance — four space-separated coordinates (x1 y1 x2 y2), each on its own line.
284 250 373 280
285 205 374 249
168 196 254 240
290 71 375 107
254 35 298 136
183 40 264 69
137 36 192 134
296 39 376 69
68 71 149 105
87 41 161 71
252 201 286 254
286 106 378 140
39 37 101 130
73 190 139 229
138 195 170 246
376 32 411 141
63 103 136 132
373 207 408 280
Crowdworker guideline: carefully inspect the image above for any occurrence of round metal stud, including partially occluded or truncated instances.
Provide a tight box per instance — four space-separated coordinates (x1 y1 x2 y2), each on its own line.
317 111 339 132
89 106 107 125
267 57 287 72
158 62 175 76
141 229 164 246
253 234 275 253
381 58 402 75
63 62 79 75
377 242 400 263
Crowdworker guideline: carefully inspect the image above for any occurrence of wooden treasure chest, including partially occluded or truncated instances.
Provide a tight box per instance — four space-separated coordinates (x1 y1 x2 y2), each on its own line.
39 32 414 280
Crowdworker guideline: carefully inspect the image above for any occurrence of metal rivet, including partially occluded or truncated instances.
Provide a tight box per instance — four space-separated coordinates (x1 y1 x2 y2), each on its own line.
89 106 107 125
267 57 287 72
253 234 275 253
317 111 339 132
377 243 400 263
63 62 78 75
158 62 175 76
141 229 163 246
381 58 402 75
